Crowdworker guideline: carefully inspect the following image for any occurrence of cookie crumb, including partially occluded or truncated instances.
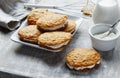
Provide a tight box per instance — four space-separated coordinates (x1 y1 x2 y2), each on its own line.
81 9 92 17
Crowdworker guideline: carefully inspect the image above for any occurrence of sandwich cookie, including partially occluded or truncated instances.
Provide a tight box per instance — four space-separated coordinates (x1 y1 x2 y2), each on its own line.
18 25 41 44
38 31 72 50
64 20 76 34
27 9 54 25
36 13 68 31
66 48 101 71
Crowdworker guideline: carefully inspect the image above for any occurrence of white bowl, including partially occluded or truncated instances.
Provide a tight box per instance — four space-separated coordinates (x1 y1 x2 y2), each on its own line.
89 24 120 51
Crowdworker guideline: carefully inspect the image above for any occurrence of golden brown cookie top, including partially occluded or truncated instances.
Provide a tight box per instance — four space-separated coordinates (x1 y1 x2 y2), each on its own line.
38 31 72 45
66 48 101 67
18 25 41 40
64 20 76 32
27 9 54 25
36 13 68 28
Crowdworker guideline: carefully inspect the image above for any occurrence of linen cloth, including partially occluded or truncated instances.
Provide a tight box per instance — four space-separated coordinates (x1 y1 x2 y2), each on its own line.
0 0 29 30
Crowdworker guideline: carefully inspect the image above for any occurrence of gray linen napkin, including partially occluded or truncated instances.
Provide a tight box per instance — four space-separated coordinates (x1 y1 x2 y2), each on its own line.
0 9 20 30
0 0 29 30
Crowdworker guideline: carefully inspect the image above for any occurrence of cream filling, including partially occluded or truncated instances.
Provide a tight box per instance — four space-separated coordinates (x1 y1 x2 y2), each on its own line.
67 60 100 70
70 29 75 33
22 38 36 42
41 21 67 30
45 41 69 49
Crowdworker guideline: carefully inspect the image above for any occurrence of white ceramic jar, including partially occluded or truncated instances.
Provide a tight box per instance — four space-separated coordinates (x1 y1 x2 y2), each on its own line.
93 0 119 25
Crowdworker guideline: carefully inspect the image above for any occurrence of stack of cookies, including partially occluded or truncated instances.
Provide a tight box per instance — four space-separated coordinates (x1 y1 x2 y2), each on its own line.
18 9 76 51
18 9 102 72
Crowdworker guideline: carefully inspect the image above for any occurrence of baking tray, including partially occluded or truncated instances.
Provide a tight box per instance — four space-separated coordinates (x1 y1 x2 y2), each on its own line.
11 10 83 52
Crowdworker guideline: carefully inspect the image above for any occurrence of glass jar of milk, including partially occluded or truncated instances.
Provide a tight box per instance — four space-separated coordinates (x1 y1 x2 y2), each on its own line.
93 0 119 25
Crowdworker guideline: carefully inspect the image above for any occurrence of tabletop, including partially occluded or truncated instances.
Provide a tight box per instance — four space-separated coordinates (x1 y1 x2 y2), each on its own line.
0 0 120 78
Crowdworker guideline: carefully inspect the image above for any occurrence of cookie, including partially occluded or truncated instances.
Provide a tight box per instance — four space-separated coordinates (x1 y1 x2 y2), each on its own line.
38 31 72 50
64 20 76 33
66 48 101 71
36 13 68 31
27 9 54 25
18 25 41 44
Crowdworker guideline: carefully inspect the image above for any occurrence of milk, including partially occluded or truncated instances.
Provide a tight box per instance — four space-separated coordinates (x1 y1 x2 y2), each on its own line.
93 0 119 25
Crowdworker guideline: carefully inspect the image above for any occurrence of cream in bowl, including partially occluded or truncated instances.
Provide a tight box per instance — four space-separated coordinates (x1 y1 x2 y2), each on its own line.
93 30 116 40
89 24 120 51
